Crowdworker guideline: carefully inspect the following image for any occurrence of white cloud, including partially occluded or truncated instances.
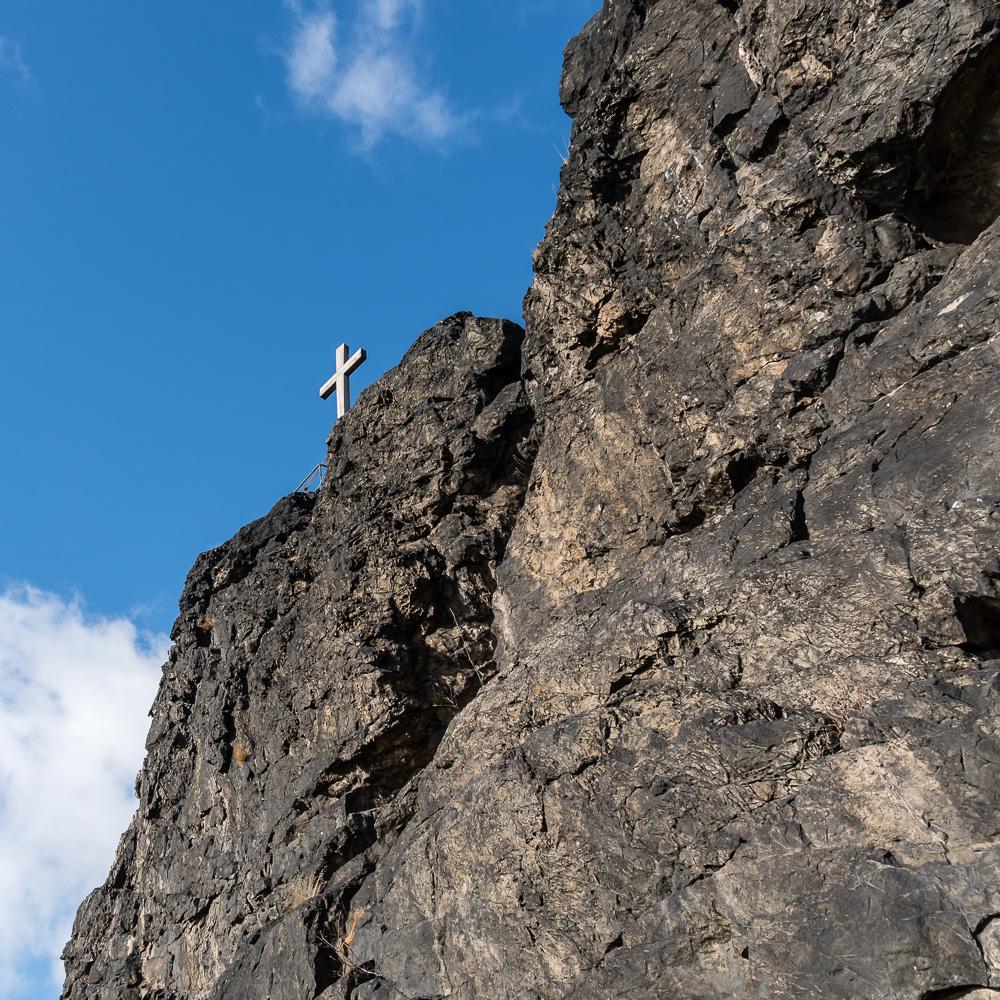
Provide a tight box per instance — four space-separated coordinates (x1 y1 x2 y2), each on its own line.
282 0 460 147
286 9 337 98
0 36 31 87
370 0 421 31
0 587 166 995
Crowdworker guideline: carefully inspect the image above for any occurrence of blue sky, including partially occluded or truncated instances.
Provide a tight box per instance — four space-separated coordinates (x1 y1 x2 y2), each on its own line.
0 2 595 995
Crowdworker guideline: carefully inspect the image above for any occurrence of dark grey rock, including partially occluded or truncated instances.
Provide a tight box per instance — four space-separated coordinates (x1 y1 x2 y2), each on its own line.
63 2 1000 998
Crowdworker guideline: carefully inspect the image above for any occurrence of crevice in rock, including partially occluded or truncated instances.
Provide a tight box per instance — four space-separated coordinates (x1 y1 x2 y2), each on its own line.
906 38 1000 243
788 343 845 416
754 111 789 161
220 708 238 774
603 933 624 954
727 454 765 494
957 595 1000 654
474 397 538 508
668 504 708 537
310 863 379 994
790 489 810 543
609 656 660 697
918 988 997 1000
474 320 528 411
971 914 997 975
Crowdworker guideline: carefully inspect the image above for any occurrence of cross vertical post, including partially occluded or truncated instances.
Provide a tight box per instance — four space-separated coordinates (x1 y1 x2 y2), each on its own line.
319 342 367 419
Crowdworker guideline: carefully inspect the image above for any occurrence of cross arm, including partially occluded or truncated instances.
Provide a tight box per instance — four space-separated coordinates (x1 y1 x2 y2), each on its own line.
344 347 366 376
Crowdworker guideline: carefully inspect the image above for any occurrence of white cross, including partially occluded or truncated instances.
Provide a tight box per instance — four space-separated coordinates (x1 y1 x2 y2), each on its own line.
319 343 367 419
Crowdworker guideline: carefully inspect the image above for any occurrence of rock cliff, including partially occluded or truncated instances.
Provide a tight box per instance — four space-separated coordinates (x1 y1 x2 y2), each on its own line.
63 2 1000 998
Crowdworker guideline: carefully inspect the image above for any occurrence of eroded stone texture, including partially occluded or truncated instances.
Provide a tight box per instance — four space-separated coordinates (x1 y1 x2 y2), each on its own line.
63 2 1000 998
61 314 533 1000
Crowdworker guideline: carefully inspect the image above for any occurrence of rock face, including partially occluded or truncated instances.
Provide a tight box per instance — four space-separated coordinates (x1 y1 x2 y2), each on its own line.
63 2 1000 998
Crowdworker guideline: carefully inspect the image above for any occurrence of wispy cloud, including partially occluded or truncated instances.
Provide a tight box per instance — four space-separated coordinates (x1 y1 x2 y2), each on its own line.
282 0 461 147
0 587 165 994
0 35 32 87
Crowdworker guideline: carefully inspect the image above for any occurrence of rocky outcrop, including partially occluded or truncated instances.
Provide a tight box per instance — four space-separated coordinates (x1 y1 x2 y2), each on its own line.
63 2 1000 998
61 314 533 999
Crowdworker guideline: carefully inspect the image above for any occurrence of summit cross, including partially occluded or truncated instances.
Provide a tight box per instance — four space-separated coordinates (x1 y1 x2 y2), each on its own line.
320 342 367 419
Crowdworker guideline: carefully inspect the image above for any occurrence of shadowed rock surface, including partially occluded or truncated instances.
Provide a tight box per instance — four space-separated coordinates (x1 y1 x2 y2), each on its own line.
63 2 1000 998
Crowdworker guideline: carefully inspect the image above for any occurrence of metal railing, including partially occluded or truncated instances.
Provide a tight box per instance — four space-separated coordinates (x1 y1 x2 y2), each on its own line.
293 462 328 494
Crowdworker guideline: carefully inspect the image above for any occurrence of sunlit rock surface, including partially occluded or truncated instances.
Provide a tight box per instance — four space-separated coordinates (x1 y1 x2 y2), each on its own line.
63 2 1000 998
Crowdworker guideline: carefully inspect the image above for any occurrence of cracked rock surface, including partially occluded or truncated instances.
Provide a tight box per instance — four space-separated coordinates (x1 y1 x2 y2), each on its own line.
64 2 1000 998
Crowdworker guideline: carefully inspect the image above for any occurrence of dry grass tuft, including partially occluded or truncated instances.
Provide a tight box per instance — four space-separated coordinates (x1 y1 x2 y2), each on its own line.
233 734 253 766
288 872 325 911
